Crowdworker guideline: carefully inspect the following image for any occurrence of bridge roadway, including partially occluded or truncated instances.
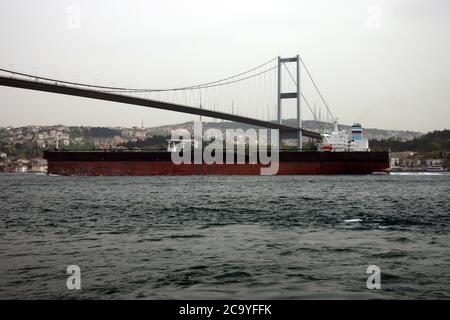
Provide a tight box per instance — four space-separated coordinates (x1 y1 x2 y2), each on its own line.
0 76 322 140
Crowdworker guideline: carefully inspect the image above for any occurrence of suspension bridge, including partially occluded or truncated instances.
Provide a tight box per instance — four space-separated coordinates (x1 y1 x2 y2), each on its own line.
0 55 335 148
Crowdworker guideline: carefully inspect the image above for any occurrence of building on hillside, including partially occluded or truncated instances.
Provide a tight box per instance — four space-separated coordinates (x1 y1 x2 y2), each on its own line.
15 165 28 173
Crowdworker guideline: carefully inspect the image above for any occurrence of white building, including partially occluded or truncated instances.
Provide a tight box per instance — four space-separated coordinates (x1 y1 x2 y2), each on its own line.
15 166 28 173
390 157 400 167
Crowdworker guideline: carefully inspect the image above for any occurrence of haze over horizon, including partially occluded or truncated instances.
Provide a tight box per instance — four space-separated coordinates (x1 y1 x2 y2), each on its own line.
1 0 449 133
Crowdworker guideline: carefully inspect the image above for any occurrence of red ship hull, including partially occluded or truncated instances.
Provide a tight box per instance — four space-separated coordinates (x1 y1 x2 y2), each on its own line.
44 150 389 175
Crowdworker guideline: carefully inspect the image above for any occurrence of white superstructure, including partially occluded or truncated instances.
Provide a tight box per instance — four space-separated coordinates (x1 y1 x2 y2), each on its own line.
316 121 370 152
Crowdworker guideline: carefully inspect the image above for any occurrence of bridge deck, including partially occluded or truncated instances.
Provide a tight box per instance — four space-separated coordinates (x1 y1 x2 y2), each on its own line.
0 76 322 139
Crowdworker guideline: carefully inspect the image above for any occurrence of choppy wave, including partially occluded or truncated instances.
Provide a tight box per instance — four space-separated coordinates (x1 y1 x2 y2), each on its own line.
0 174 449 299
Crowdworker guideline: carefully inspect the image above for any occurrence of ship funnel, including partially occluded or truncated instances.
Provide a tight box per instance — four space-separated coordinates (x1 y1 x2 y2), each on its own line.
351 123 363 140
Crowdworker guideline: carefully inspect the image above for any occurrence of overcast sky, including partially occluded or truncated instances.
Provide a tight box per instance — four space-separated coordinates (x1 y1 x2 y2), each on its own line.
0 0 449 132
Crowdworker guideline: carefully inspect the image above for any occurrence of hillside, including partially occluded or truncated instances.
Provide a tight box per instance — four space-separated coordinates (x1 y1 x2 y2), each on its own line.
370 130 450 153
145 119 423 141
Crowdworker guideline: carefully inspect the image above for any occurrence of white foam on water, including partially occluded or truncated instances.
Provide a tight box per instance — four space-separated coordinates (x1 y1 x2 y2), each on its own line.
344 219 363 223
390 172 445 176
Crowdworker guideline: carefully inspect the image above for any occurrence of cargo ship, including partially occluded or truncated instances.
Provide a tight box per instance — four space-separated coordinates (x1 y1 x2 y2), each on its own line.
43 123 389 175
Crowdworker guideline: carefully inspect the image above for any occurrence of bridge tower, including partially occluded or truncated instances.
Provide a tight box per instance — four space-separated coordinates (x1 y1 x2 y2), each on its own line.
277 55 302 150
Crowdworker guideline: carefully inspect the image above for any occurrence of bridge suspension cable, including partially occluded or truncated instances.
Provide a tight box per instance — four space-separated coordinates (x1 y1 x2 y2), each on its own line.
104 65 278 93
281 63 325 131
0 57 277 93
299 57 334 121
0 55 336 129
